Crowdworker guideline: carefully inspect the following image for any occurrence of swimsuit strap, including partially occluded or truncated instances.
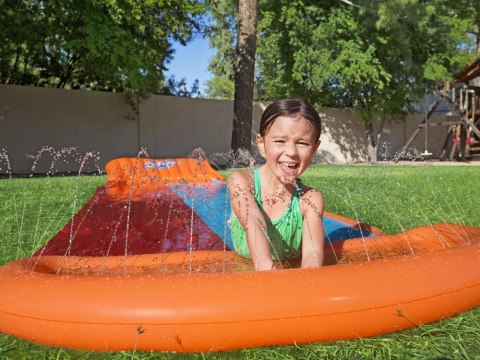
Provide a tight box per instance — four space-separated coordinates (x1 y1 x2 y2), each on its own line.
253 167 262 205
253 167 302 207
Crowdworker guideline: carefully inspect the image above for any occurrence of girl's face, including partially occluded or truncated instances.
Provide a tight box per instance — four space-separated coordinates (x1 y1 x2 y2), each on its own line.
257 114 320 184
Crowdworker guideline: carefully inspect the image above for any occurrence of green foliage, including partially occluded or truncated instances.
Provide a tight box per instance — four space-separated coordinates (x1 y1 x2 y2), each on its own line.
0 0 205 96
166 76 201 97
206 0 479 121
204 0 237 99
205 74 235 99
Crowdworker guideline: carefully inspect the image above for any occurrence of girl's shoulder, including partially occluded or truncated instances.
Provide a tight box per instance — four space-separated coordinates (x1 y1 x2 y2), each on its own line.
298 185 323 201
298 185 324 217
227 169 252 183
227 170 254 192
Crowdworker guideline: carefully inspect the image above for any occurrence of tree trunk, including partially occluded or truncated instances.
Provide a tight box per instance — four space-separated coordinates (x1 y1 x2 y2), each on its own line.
231 0 257 160
365 122 377 163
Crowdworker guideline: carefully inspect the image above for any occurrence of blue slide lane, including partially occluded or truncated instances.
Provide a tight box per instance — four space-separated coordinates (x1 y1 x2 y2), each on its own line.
170 182 375 250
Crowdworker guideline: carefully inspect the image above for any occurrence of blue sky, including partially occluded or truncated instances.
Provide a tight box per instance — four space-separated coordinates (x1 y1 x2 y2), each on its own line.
166 35 214 96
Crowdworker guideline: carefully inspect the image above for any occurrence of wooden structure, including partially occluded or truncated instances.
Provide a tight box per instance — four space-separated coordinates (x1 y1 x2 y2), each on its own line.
395 57 480 161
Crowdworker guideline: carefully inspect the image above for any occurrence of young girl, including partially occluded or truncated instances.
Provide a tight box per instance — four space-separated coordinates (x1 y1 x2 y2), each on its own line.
228 99 324 271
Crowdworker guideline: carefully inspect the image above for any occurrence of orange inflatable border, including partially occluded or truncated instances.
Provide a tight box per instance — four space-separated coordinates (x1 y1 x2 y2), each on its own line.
0 223 479 352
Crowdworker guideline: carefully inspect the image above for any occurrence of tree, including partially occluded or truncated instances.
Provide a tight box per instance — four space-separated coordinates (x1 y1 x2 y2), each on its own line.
166 77 201 97
231 0 257 156
444 0 480 54
206 0 479 161
0 0 205 97
205 0 237 99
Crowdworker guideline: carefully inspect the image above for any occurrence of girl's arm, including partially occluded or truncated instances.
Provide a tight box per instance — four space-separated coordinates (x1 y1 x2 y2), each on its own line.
300 189 324 268
227 171 275 271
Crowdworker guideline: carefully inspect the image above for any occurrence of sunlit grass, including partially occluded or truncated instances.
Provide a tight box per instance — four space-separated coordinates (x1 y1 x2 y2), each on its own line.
0 164 479 359
304 164 480 234
0 175 105 265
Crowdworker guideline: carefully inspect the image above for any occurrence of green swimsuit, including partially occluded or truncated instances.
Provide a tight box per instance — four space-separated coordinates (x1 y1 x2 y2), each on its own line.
230 168 303 260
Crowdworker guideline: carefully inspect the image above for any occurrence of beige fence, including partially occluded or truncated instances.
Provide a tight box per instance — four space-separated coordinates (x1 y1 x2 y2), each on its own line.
0 84 449 174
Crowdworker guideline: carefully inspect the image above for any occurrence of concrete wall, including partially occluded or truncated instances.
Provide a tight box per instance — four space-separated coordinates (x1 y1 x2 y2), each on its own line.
0 84 450 174
139 95 234 158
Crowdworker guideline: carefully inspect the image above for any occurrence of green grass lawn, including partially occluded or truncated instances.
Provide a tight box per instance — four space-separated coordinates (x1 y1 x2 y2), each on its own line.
1 164 479 359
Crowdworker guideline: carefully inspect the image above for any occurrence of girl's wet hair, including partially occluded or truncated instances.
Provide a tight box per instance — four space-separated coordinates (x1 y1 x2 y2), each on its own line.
259 99 321 140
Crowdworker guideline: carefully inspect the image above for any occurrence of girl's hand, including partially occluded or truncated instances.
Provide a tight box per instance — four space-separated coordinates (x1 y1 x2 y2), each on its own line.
255 261 276 271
